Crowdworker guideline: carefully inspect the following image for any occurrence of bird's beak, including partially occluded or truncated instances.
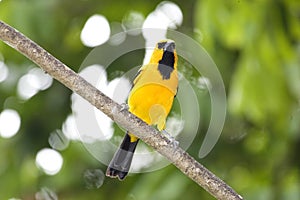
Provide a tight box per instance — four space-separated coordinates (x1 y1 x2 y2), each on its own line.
164 41 175 52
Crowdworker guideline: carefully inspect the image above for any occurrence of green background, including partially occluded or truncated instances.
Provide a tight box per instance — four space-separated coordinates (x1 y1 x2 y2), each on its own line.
0 0 300 199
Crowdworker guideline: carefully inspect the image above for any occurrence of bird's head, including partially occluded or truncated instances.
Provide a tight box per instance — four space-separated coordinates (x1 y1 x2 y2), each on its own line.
149 39 177 70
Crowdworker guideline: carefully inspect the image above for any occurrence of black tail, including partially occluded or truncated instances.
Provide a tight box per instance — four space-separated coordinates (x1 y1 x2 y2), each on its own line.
106 133 139 180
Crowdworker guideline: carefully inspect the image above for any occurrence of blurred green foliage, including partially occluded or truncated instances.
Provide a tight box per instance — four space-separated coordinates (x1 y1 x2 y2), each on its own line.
0 0 300 199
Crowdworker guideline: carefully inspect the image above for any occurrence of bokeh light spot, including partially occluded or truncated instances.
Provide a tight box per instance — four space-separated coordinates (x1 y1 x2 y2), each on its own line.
62 114 80 141
35 148 63 175
81 14 111 47
165 116 184 138
156 1 183 28
17 67 52 100
0 61 9 83
122 11 144 35
48 129 70 151
142 1 182 64
28 68 53 90
197 76 211 92
71 65 131 143
83 169 105 189
35 187 58 200
0 109 21 138
17 74 39 100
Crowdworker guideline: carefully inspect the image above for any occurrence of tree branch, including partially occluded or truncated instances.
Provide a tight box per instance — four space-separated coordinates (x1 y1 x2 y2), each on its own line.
0 20 243 200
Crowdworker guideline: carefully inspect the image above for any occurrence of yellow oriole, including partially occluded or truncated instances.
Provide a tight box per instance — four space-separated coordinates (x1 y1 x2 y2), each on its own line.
106 39 178 180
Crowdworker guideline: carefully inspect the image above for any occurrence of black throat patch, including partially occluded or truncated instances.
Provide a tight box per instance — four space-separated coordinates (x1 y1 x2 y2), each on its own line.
158 51 175 80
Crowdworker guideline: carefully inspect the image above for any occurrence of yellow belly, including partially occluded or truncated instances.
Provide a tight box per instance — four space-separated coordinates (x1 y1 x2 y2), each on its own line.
128 84 175 132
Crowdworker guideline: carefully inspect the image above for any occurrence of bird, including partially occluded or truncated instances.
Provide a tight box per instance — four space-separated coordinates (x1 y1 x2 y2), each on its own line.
106 39 178 180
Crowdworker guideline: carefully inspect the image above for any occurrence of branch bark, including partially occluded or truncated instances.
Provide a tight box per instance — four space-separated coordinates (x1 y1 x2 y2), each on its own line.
0 20 243 200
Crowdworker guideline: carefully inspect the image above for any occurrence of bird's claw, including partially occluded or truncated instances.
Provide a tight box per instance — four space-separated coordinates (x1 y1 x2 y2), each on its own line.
120 103 129 112
162 130 179 148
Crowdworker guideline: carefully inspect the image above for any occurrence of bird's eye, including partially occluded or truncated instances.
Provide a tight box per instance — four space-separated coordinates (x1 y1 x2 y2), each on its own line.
157 42 167 49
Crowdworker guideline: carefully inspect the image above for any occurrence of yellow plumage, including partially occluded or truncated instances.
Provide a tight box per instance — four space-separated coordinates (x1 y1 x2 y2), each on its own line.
127 40 178 142
106 39 178 180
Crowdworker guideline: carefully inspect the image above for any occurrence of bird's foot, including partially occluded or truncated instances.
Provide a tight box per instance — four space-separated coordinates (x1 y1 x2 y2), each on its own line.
162 130 179 148
120 103 129 111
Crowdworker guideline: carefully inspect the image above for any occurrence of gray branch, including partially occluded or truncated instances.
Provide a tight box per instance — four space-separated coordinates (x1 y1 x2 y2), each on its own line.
0 21 243 200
